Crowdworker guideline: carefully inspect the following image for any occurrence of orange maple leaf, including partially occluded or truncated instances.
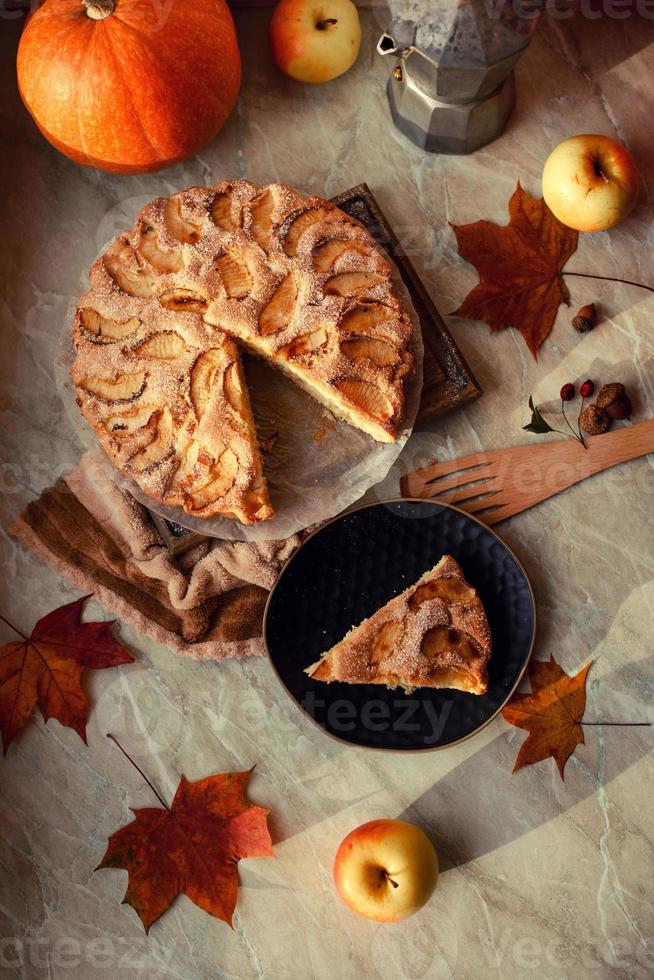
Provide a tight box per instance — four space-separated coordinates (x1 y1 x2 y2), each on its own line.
0 595 133 753
452 182 579 358
502 656 592 779
97 768 273 932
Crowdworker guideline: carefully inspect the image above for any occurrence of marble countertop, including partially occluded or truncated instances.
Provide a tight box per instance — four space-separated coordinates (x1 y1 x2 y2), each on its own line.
1 6 653 979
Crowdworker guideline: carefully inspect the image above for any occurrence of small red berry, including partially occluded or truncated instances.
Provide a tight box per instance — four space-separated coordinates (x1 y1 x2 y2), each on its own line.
580 379 594 398
560 383 575 401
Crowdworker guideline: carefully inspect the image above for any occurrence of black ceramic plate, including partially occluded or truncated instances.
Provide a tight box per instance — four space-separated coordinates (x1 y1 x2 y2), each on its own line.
264 500 536 752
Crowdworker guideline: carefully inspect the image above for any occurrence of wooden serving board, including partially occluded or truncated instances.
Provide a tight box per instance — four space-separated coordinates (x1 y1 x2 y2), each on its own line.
151 183 481 555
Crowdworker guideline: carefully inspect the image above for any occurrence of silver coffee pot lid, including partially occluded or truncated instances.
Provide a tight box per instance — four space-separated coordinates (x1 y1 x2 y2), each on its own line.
379 0 540 70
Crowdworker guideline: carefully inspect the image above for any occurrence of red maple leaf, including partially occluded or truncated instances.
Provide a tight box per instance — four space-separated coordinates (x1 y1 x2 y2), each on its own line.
502 656 592 778
97 768 273 931
452 182 579 357
0 595 133 753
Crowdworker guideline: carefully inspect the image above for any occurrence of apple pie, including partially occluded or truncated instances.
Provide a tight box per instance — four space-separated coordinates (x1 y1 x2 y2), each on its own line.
71 180 414 523
305 555 492 694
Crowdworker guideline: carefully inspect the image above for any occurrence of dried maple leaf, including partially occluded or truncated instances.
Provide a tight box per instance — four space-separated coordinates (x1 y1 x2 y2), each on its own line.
502 656 592 779
452 182 578 357
97 768 273 932
0 595 133 753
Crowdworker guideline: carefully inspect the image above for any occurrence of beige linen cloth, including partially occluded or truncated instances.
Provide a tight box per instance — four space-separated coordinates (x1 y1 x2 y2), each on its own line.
12 452 302 660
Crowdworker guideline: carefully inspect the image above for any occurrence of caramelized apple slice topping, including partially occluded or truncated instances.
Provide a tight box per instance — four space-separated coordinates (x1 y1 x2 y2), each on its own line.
105 404 156 436
250 188 275 248
278 325 328 359
325 272 384 297
210 190 240 232
339 303 395 335
425 666 478 691
312 238 368 272
242 487 272 522
284 207 333 257
408 577 476 611
190 349 226 420
129 408 174 472
370 621 402 664
170 440 200 493
334 379 393 421
78 309 139 343
340 337 398 366
306 658 332 681
135 331 187 360
187 448 238 509
159 288 208 313
259 274 297 335
421 626 480 664
104 242 158 298
164 195 203 244
79 372 146 403
137 222 183 274
215 252 252 298
223 360 246 415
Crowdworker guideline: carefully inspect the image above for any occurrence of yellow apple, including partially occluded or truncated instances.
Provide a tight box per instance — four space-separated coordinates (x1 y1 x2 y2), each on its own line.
269 0 361 84
333 819 438 923
542 134 639 232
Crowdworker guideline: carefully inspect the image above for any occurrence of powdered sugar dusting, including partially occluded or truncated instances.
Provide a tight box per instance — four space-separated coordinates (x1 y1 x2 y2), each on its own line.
307 555 492 694
71 180 415 525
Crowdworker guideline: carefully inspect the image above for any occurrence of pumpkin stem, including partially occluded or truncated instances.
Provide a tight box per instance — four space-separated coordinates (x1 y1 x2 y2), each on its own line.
82 0 115 20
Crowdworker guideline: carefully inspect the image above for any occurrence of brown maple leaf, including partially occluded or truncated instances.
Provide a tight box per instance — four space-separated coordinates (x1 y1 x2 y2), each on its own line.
502 656 592 779
452 182 579 357
0 595 133 753
97 768 273 932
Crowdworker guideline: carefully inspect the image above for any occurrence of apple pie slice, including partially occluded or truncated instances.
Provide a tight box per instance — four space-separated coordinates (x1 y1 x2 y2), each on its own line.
305 555 492 694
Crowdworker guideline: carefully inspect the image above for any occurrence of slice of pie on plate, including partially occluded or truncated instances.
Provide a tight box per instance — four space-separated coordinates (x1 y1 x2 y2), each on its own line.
305 555 492 695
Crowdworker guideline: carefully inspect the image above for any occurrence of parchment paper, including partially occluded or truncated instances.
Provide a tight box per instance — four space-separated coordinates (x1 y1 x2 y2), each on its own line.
55 253 423 542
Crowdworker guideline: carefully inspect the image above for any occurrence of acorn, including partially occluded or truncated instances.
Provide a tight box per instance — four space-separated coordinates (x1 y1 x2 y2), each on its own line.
572 303 597 333
596 382 625 406
579 404 611 435
607 394 632 420
597 382 632 420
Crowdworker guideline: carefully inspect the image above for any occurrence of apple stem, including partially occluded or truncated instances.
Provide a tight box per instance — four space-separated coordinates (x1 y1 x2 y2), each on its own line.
316 17 338 29
565 271 654 294
106 733 170 810
0 612 28 640
383 870 400 888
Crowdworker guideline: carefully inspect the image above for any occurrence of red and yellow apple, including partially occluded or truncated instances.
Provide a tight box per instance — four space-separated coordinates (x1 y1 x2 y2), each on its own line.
542 135 639 232
269 0 361 84
333 819 438 922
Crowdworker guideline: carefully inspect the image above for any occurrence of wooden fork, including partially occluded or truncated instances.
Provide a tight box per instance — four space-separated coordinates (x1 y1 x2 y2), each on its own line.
400 419 654 525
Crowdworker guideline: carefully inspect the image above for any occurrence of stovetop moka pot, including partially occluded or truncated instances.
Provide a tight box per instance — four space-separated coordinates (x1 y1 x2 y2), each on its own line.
377 0 541 155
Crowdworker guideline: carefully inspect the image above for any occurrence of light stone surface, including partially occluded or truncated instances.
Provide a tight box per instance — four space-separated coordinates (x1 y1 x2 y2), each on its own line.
1 6 653 980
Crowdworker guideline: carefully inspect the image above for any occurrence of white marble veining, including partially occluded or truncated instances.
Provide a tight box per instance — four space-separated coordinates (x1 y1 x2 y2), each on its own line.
1 6 653 979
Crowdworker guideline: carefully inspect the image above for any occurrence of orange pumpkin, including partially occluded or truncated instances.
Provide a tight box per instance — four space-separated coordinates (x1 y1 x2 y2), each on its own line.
17 0 241 174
